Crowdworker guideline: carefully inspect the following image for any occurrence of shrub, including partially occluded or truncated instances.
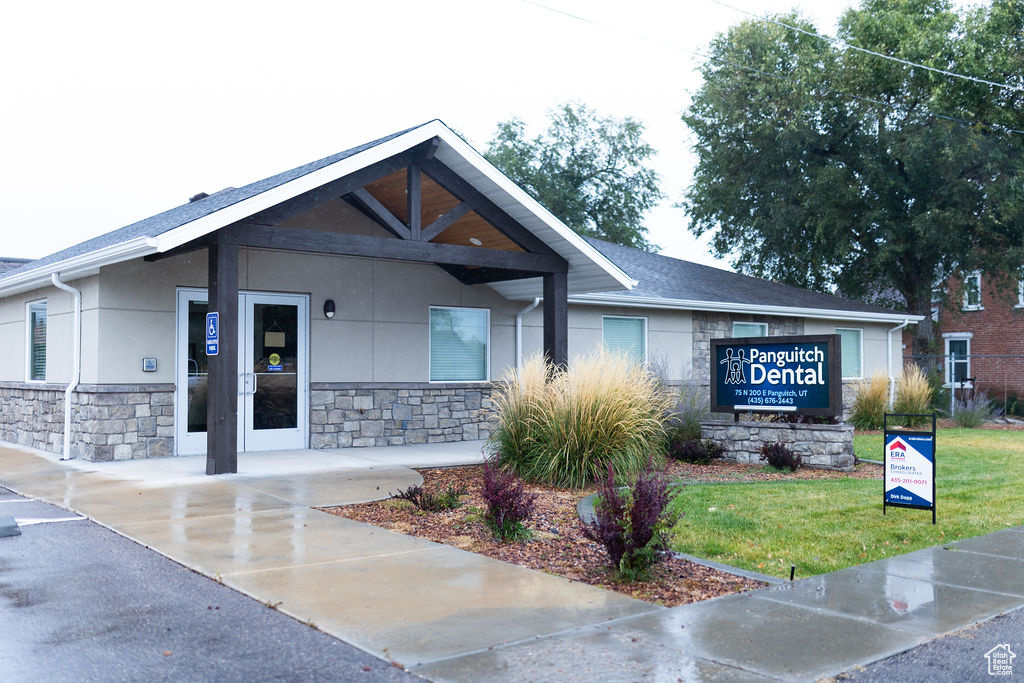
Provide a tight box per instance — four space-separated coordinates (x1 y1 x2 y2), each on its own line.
391 483 467 512
849 373 889 430
487 352 671 489
893 364 934 425
758 441 801 471
582 462 680 582
952 392 1000 428
481 462 537 541
665 383 709 444
667 439 724 465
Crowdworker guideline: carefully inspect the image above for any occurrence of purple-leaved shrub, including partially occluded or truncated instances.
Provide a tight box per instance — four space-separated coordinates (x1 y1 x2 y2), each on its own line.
481 461 537 541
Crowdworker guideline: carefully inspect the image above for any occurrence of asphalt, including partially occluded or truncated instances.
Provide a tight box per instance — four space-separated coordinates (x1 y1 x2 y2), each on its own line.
0 487 417 682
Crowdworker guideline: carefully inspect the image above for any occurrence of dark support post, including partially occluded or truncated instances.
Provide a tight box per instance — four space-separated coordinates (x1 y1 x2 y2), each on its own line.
408 162 421 241
543 272 568 369
206 239 239 475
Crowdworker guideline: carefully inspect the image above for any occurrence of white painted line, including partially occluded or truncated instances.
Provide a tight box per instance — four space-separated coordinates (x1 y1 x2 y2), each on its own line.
15 517 86 526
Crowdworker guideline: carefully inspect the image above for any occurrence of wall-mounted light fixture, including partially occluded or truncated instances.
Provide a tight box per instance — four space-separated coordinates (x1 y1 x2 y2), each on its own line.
324 299 336 319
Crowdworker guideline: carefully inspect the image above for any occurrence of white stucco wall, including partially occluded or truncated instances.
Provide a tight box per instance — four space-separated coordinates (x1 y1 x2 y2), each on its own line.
803 318 902 380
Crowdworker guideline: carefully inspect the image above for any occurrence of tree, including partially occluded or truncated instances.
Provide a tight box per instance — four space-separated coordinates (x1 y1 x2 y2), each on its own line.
485 103 665 251
683 0 1024 357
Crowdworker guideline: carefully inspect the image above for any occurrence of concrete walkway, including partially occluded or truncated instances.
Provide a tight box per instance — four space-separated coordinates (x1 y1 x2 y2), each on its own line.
2 442 1022 680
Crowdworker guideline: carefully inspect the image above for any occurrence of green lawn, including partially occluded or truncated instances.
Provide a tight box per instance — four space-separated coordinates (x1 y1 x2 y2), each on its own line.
668 428 1024 578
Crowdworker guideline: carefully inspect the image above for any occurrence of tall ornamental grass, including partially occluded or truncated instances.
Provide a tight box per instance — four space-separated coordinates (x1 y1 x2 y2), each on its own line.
488 352 671 489
849 373 889 430
893 364 934 425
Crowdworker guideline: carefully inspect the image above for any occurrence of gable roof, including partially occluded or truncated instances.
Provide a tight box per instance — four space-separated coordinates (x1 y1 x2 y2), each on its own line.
0 121 634 299
575 238 920 324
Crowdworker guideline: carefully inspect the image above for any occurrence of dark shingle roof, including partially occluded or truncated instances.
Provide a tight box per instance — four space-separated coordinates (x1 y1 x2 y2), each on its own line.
583 237 904 316
1 124 428 279
0 258 31 276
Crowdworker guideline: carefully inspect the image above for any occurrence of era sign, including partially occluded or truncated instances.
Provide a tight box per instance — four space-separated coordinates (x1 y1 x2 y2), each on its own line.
710 334 842 416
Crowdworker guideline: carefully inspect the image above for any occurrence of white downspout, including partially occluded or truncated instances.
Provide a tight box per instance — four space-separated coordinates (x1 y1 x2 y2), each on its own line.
515 297 542 374
887 318 911 408
51 272 81 460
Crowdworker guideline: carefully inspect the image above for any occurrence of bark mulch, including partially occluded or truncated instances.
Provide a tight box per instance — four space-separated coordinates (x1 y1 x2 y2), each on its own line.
321 460 882 608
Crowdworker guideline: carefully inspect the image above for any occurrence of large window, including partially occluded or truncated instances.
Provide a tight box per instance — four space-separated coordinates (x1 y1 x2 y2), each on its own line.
944 333 972 386
962 271 982 311
836 328 863 379
732 321 767 338
602 316 647 364
26 301 47 382
429 307 489 382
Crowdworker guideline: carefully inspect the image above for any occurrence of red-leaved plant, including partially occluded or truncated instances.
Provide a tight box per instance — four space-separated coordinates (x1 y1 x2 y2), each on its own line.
481 461 537 541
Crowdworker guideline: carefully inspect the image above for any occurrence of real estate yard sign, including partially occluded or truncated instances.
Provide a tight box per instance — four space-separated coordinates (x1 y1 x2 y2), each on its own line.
711 334 842 417
883 413 937 524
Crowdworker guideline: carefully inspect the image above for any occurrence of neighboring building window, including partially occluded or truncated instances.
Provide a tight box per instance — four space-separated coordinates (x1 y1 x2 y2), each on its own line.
944 333 972 386
962 271 982 311
836 328 863 379
1016 268 1024 309
429 306 488 382
602 316 647 364
931 287 943 323
732 321 767 338
26 301 47 382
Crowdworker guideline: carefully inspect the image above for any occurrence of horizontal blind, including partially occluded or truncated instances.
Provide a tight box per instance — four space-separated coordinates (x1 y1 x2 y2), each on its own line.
838 329 861 378
430 308 487 381
733 322 766 338
603 317 645 363
29 302 46 381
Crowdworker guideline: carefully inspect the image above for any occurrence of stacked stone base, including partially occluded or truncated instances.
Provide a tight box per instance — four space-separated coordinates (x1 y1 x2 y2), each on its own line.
700 419 855 471
309 383 495 448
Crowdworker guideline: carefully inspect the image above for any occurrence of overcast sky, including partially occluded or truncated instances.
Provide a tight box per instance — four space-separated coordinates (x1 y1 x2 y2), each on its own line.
0 0 856 267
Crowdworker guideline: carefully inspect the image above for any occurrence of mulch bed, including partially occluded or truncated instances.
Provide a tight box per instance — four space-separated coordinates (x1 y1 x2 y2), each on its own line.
321 460 882 608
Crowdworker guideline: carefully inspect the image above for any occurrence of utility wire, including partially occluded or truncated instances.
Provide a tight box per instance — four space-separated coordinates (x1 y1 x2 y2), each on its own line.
710 0 1024 94
519 0 1024 136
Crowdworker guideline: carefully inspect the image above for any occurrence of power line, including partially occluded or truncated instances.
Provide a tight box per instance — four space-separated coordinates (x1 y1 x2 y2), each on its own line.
709 0 1024 94
519 0 1024 136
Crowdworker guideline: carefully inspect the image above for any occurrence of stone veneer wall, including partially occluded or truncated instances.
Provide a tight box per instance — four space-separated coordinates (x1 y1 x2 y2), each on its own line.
700 419 855 471
0 382 175 462
690 312 803 386
309 383 495 449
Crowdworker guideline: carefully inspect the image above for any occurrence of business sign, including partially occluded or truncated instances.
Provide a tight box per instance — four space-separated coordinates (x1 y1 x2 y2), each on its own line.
710 334 841 416
206 312 219 356
883 413 936 524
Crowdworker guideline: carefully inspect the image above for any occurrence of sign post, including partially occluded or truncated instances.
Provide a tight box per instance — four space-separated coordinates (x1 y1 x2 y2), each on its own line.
206 311 219 356
883 413 937 524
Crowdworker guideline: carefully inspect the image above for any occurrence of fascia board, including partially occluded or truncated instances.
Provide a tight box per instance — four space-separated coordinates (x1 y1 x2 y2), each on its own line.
0 237 157 297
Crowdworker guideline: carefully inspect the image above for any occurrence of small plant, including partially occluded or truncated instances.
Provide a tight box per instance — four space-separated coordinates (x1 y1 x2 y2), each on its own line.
667 438 724 464
893 364 934 425
582 462 680 582
849 373 889 430
952 392 1000 428
664 383 708 443
481 462 537 541
391 483 467 512
759 441 801 472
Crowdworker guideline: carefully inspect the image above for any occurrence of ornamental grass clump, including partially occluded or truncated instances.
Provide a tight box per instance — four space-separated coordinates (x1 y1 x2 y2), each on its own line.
488 352 671 489
481 461 537 542
849 373 889 430
953 392 1000 428
582 462 680 582
893 364 934 426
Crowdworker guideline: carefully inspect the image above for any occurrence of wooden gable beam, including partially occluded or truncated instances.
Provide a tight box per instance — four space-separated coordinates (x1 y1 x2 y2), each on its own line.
408 162 421 240
420 202 471 242
348 188 411 239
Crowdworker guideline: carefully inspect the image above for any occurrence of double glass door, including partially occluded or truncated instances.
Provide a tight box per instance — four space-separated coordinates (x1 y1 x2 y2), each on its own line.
176 289 308 455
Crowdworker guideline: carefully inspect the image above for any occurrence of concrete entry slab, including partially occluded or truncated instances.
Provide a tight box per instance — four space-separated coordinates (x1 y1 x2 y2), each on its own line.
604 592 925 680
858 546 1024 597
755 566 1024 636
222 544 658 667
234 466 421 507
946 528 1024 561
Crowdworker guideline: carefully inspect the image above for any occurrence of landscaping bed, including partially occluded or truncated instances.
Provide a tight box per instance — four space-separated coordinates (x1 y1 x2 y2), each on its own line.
321 459 880 607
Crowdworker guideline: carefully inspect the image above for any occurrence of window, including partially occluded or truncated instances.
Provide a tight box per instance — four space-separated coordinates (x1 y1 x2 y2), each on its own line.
602 316 647 364
944 333 972 386
962 271 982 311
429 307 489 382
26 301 47 382
836 328 863 379
931 287 943 323
1016 267 1024 309
732 321 767 338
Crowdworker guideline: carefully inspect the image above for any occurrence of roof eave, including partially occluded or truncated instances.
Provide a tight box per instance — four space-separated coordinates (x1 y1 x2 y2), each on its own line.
0 237 158 297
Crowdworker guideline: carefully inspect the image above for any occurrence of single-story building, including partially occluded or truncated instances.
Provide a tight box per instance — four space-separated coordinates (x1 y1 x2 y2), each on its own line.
0 120 919 473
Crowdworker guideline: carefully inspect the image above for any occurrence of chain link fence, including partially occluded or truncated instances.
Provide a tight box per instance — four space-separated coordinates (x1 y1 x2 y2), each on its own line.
905 353 1024 418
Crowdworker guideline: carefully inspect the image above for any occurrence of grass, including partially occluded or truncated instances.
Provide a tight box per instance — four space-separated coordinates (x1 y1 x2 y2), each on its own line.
668 428 1024 577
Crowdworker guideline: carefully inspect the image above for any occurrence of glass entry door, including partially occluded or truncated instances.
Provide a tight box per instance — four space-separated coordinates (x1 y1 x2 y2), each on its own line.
176 289 308 455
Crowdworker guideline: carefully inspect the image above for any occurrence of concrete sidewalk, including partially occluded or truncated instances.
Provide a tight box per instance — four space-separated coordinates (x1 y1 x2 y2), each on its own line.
3 442 1022 681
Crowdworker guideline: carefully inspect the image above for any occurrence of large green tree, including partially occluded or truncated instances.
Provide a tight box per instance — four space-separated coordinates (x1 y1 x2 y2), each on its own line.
486 103 665 251
684 0 1024 356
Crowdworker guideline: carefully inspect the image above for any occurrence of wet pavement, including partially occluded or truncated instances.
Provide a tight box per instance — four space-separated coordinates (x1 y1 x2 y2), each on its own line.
2 442 1023 681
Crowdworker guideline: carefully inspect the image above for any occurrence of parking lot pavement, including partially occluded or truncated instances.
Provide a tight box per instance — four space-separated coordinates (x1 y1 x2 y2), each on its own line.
0 488 418 682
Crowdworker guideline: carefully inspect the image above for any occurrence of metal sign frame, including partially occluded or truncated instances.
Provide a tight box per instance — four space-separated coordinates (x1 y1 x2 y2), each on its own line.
883 412 937 525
